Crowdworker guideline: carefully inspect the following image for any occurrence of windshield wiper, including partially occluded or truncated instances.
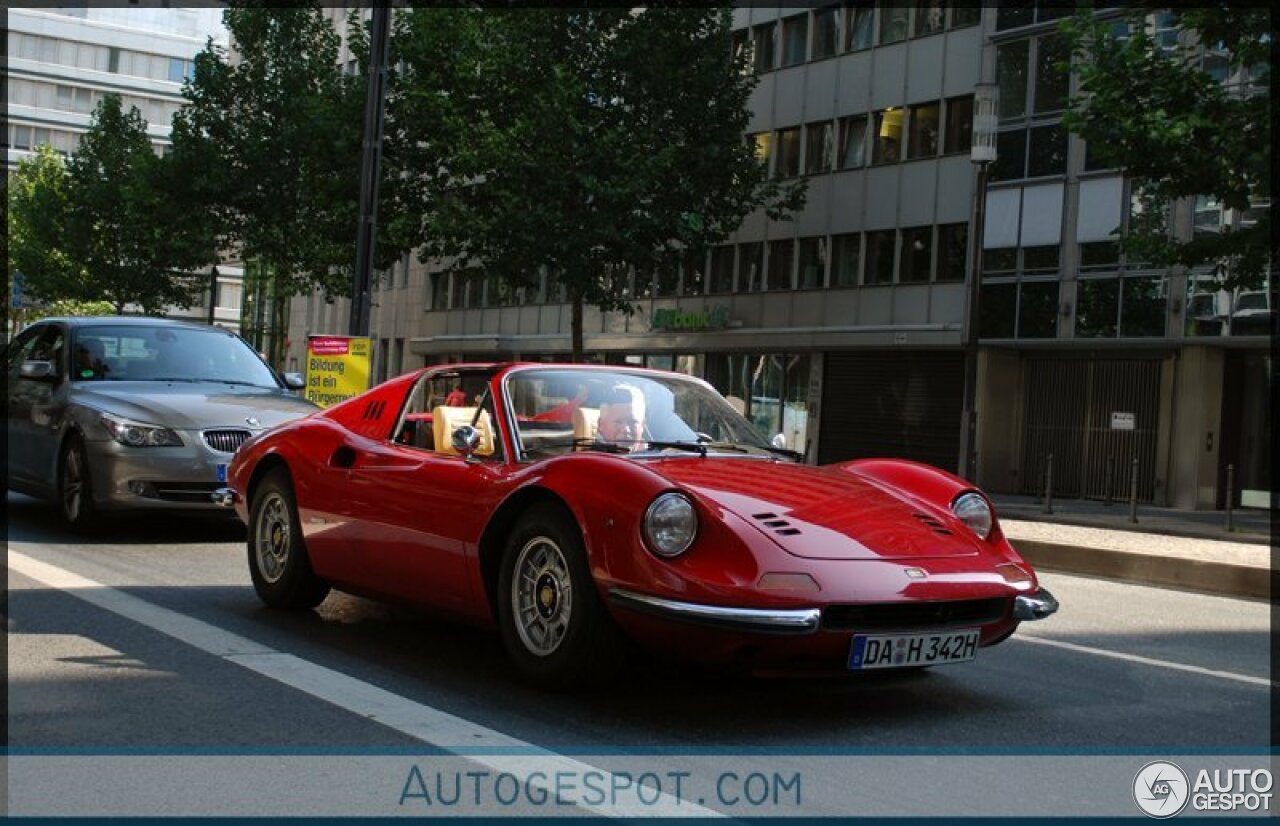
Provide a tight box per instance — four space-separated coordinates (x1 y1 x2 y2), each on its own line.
640 440 709 457
522 438 632 456
762 445 805 462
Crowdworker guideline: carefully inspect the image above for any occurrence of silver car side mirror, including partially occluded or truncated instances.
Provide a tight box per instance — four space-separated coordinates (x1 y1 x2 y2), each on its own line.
771 432 787 449
452 424 481 459
20 360 56 381
282 371 306 390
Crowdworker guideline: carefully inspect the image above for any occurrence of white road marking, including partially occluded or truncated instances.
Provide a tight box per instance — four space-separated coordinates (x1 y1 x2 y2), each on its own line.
7 550 722 818
1013 634 1273 688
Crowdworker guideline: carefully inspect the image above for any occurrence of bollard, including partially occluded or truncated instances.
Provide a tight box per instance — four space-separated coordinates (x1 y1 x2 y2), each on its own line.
1225 464 1235 533
1042 453 1054 515
1128 457 1139 523
1104 458 1114 506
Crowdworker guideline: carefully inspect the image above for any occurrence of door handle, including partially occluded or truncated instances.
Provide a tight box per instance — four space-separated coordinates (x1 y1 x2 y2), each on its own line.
329 444 359 469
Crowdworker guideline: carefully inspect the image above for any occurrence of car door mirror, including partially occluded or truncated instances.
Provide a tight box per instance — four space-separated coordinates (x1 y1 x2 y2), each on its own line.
282 371 306 390
20 360 56 381
771 432 787 449
452 424 481 459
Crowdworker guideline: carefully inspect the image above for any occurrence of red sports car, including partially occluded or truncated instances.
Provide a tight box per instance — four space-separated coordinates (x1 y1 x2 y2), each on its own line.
216 362 1057 687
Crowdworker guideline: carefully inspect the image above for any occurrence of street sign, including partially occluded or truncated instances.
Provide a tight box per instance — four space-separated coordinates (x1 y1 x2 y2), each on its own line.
11 271 24 310
1111 411 1135 431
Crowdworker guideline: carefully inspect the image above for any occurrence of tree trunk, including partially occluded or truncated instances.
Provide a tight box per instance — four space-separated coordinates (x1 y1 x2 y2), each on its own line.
570 290 584 363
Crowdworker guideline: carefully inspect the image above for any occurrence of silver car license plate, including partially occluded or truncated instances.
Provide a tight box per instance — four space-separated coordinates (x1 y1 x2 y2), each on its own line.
848 628 980 670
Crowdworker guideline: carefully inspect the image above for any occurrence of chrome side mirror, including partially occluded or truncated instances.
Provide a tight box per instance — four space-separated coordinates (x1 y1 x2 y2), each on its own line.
452 424 481 459
20 360 56 381
282 371 306 390
771 432 787 449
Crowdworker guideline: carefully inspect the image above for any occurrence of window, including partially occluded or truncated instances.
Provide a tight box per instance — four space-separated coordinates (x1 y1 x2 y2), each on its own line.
936 223 968 282
766 240 794 290
654 260 680 297
732 29 750 73
751 132 773 173
906 102 940 159
997 41 1030 121
865 230 896 284
429 272 446 310
168 57 189 83
1026 123 1067 177
804 120 834 175
683 250 706 297
775 126 801 178
879 2 910 45
709 246 734 293
914 2 945 37
738 242 764 292
216 282 242 310
781 15 807 66
751 23 776 73
830 233 861 287
899 227 933 282
950 6 981 28
838 115 869 169
980 284 1017 337
995 1 1033 31
1018 282 1058 338
811 6 839 60
797 237 826 288
1079 241 1120 273
1034 35 1070 115
1121 277 1167 337
1075 278 1119 337
943 95 973 154
845 4 875 51
872 108 903 164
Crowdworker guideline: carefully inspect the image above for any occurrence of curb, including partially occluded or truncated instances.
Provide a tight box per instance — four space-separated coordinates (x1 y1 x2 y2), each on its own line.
1014 540 1272 601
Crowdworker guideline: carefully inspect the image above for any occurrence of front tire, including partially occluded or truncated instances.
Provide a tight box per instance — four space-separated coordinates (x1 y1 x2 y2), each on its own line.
58 437 97 530
497 504 625 689
247 469 329 609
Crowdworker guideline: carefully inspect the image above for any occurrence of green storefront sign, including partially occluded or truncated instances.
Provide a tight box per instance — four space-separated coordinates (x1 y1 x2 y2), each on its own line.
651 305 730 332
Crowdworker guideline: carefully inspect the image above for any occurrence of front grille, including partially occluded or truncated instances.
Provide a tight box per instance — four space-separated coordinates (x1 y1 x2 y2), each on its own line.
822 598 1009 632
204 429 252 454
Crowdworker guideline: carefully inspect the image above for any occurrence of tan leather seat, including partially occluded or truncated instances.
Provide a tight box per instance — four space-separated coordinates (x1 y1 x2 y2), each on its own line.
572 407 599 444
432 406 496 457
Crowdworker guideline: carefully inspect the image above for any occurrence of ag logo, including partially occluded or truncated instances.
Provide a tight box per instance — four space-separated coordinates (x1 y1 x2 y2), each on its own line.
1134 761 1190 818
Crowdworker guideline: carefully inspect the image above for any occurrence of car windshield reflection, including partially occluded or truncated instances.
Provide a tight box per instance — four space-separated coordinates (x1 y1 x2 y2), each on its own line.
72 325 280 388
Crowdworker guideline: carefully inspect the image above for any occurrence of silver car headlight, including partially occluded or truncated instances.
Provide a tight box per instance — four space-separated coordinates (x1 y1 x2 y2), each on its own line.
643 492 697 558
99 413 183 447
951 492 993 541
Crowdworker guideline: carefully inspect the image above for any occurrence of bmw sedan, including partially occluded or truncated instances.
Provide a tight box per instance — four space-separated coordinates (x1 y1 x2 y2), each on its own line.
5 316 319 528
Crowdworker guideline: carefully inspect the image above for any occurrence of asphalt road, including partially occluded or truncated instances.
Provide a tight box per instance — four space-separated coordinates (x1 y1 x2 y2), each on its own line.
6 491 1272 817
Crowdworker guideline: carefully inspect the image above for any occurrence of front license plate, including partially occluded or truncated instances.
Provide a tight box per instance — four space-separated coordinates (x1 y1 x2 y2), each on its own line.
216 463 227 483
848 628 980 670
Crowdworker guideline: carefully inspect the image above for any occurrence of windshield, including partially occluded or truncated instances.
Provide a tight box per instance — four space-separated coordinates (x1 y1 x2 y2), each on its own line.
72 325 281 388
505 367 771 458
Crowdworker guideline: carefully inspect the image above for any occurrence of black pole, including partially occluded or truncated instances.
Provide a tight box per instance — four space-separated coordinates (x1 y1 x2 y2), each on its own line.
350 5 392 338
958 160 989 482
207 265 218 325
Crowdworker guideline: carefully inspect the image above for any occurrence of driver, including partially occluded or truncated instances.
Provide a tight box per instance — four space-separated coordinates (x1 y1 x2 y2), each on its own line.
596 384 646 450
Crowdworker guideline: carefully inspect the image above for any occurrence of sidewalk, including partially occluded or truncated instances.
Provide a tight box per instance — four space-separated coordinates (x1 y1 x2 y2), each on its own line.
990 495 1272 600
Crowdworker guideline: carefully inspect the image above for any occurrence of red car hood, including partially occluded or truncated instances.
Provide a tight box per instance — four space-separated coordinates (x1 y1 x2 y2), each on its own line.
651 458 980 561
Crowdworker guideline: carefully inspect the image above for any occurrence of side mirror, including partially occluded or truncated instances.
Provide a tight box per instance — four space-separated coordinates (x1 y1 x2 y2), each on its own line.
282 372 306 390
771 432 788 449
20 360 56 381
452 424 481 459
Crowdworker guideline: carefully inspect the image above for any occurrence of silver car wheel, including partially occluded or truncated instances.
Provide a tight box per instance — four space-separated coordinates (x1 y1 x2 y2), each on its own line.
61 446 85 521
511 535 574 657
254 491 292 584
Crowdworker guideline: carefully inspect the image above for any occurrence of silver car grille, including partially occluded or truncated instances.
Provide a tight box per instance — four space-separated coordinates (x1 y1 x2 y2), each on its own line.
203 429 253 454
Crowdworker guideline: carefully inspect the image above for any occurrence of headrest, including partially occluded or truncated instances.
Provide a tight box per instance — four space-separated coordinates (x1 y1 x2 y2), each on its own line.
432 406 495 457
572 407 599 443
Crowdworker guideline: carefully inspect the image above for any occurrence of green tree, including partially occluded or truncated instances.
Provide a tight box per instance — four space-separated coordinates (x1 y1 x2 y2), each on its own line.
172 2 381 364
1059 6 1271 302
24 298 116 323
388 8 803 360
7 145 77 304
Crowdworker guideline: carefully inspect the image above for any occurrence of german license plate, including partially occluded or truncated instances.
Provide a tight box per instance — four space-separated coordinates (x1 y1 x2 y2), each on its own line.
216 463 227 483
848 628 980 670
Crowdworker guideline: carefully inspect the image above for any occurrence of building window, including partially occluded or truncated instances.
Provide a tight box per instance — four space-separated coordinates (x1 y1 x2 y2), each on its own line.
914 1 945 37
980 283 1018 338
879 2 910 45
683 250 706 297
830 233 861 287
766 239 794 290
1075 278 1119 337
865 230 896 285
655 260 680 297
1018 281 1058 338
804 120 834 175
997 41 1030 121
738 242 764 292
781 14 808 67
906 102 940 159
1120 276 1167 337
751 132 772 174
811 5 839 60
949 6 981 28
797 237 826 289
709 246 734 293
751 23 776 73
872 108 903 164
936 223 968 282
1034 35 1070 115
899 226 934 282
838 114 869 169
775 126 801 178
943 95 974 154
732 29 750 74
216 282 242 310
845 3 875 51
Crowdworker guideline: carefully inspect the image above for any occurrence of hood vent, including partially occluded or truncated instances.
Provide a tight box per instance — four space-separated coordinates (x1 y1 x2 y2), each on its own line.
912 512 953 536
752 512 803 537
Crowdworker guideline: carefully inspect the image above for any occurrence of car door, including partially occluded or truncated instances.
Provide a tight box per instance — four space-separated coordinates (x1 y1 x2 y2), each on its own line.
6 324 68 489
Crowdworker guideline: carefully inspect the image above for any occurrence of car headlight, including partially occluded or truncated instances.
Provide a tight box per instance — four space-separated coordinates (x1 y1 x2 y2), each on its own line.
99 413 183 447
951 492 993 541
643 492 697 558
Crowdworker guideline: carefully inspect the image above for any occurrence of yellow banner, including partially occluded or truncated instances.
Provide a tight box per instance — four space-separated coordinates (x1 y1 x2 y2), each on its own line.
304 335 371 408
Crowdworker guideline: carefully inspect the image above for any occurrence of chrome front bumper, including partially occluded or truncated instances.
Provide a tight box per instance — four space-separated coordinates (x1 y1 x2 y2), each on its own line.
1012 588 1059 621
608 588 821 635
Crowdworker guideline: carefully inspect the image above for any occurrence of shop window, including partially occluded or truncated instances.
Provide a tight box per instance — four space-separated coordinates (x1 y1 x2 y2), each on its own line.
830 233 861 287
1018 281 1058 338
865 230 896 285
899 226 933 282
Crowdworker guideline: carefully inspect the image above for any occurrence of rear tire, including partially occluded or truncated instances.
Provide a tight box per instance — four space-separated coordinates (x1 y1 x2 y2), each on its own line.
58 437 97 530
247 468 329 609
497 503 625 689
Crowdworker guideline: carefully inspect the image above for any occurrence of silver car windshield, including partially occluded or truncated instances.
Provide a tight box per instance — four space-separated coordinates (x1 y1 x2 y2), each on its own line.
72 325 280 388
506 367 772 458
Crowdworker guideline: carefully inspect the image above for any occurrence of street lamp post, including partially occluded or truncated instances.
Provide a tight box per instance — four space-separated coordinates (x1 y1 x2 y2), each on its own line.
207 265 219 326
349 5 392 338
958 82 999 483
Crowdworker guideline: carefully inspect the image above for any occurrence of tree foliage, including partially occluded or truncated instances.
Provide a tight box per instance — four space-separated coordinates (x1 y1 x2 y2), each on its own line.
7 145 76 302
1059 5 1271 293
387 8 803 359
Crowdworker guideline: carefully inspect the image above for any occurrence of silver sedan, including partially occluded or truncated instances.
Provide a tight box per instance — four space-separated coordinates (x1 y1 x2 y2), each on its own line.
5 316 319 528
